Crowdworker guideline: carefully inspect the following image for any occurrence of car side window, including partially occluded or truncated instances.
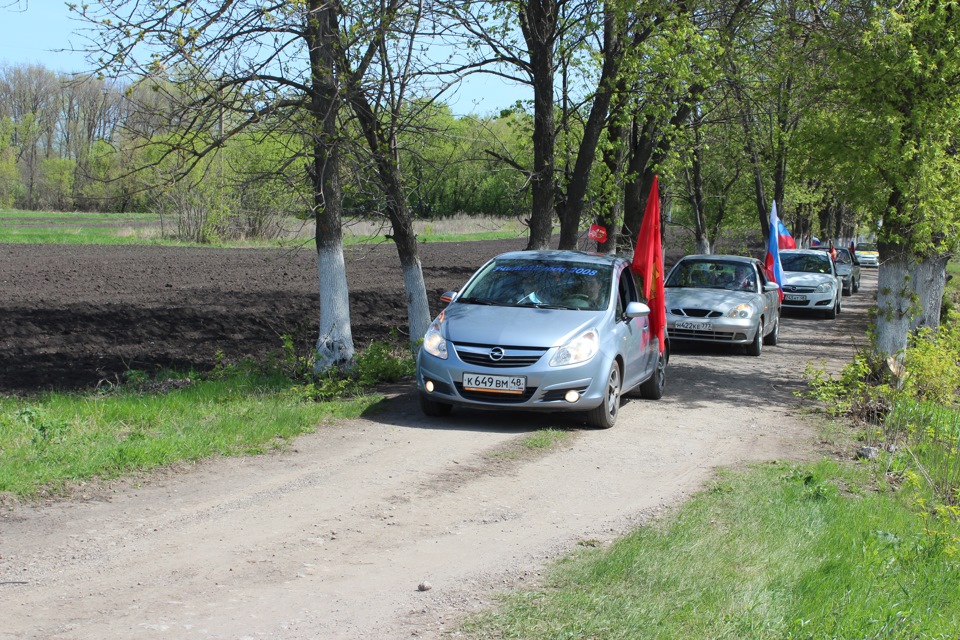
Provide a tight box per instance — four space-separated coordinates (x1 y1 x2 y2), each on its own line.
617 268 640 319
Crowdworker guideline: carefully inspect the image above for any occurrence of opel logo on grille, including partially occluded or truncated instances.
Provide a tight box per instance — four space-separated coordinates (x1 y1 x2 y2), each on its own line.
784 285 796 292
489 347 505 361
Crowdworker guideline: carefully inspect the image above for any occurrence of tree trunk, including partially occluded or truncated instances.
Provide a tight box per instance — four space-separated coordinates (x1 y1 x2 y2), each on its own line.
595 105 628 255
308 0 355 372
343 87 431 351
520 0 557 251
874 247 949 361
557 7 622 250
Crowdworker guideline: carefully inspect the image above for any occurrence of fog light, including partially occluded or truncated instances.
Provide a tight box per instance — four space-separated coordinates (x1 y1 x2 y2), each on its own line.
425 380 435 393
564 390 580 403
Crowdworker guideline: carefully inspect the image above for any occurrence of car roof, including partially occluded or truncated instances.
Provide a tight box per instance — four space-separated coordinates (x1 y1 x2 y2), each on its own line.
676 254 757 265
492 250 625 267
780 248 830 257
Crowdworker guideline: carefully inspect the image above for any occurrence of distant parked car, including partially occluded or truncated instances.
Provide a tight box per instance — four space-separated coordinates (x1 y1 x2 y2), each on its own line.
854 242 880 267
779 249 843 318
812 246 861 295
416 250 667 429
664 255 781 356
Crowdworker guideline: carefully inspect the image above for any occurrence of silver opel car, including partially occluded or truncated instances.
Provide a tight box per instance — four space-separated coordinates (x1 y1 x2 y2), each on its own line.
416 250 667 429
664 255 781 356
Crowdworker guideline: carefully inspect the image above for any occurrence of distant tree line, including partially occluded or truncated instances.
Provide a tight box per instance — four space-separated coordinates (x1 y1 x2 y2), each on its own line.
0 64 531 230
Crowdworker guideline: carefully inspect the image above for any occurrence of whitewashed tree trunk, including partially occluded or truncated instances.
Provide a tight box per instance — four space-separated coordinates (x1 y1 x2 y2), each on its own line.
315 244 355 371
402 258 431 350
874 252 948 360
696 237 711 254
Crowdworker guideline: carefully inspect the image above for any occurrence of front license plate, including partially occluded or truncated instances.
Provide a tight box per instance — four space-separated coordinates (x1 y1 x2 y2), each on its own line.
463 373 526 394
784 294 806 302
676 321 712 331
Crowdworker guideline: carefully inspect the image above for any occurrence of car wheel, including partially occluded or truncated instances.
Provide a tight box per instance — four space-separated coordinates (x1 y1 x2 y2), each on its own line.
587 362 621 429
419 392 452 417
763 313 779 346
747 318 763 356
638 348 666 400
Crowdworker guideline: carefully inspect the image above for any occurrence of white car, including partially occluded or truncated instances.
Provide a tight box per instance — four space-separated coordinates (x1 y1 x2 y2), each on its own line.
854 242 880 267
778 249 843 319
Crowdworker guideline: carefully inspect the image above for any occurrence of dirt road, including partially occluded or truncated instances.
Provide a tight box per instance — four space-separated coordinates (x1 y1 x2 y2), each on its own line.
0 271 874 640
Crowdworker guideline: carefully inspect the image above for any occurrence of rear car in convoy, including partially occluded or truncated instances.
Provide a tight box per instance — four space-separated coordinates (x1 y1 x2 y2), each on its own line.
854 242 880 267
416 250 667 428
779 249 843 318
664 255 781 356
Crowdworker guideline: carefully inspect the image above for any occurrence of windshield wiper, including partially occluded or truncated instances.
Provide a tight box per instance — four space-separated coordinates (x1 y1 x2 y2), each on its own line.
457 296 499 306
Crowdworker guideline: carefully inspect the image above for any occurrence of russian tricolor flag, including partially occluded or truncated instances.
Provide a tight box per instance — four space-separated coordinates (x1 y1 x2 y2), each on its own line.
764 202 792 302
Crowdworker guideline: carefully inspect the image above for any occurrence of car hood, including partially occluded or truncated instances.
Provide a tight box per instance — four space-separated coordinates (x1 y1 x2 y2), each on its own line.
835 264 852 276
441 302 604 348
664 287 758 311
782 271 835 287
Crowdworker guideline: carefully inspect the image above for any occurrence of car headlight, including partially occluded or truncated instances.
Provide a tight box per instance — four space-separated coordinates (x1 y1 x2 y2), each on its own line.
815 282 833 293
725 303 752 319
550 328 599 367
422 317 448 360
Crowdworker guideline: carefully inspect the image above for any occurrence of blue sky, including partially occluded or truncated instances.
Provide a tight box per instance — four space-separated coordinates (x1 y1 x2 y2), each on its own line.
0 1 526 115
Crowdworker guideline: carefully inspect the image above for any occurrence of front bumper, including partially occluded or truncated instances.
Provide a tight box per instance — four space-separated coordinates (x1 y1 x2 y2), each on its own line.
781 290 835 310
416 347 614 412
666 314 758 345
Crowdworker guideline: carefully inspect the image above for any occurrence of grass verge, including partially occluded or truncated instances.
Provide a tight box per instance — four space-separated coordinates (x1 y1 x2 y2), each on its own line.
0 336 418 502
461 459 960 639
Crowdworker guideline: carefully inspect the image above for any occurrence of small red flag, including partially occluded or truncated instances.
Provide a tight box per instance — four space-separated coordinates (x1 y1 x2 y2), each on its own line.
588 224 607 242
630 175 666 354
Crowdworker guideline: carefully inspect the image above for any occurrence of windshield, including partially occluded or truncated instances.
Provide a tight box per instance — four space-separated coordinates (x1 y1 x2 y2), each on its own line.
857 243 877 252
665 260 758 293
458 258 612 310
780 253 832 274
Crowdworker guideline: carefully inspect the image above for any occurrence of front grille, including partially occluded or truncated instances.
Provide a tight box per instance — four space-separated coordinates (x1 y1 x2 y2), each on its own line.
454 344 547 368
669 308 723 318
454 383 538 403
782 299 810 306
781 285 816 293
671 328 738 342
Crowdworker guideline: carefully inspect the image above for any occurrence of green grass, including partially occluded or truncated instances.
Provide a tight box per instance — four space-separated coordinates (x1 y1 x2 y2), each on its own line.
0 209 530 247
462 460 960 639
0 371 382 499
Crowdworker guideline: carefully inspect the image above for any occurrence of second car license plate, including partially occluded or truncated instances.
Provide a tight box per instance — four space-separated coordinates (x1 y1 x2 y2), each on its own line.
463 373 525 394
676 321 712 331
784 294 806 302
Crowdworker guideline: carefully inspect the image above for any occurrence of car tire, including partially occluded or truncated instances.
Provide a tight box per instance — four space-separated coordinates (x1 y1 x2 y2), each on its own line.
419 392 452 417
587 362 622 429
638 348 667 400
747 318 763 356
763 313 779 346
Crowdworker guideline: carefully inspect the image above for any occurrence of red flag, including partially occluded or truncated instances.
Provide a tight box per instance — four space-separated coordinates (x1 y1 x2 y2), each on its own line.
588 223 607 242
630 175 666 354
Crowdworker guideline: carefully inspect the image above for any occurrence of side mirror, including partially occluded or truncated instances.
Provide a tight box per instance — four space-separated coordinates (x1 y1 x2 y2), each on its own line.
763 282 780 292
624 301 651 319
440 291 457 304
